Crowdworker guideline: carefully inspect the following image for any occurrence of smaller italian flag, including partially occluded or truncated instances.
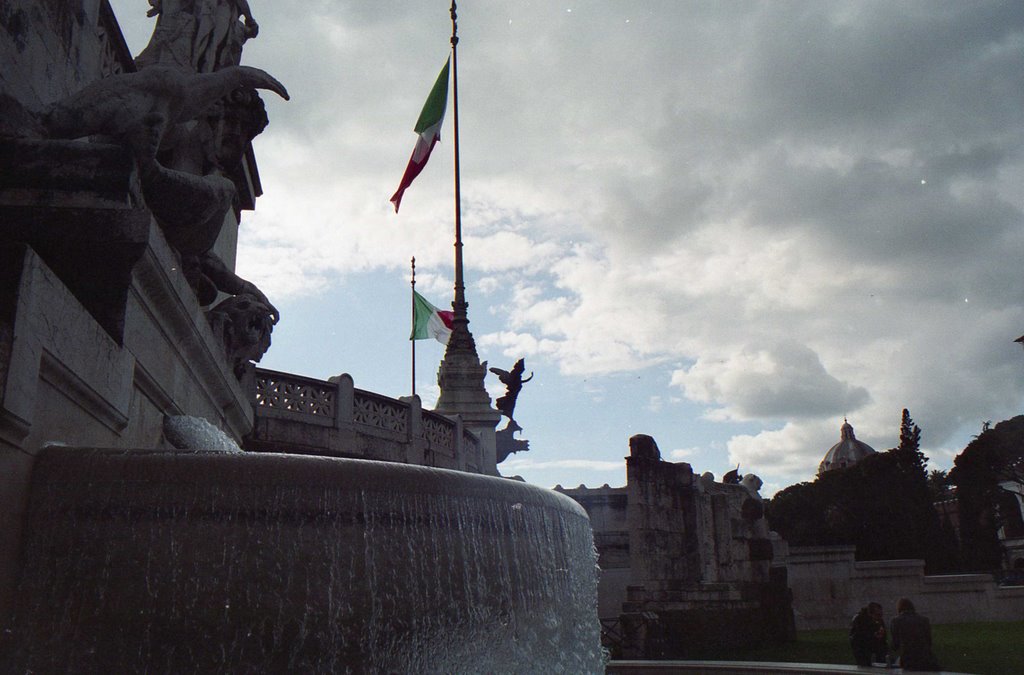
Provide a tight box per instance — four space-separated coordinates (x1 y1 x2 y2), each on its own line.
411 290 454 344
390 58 451 212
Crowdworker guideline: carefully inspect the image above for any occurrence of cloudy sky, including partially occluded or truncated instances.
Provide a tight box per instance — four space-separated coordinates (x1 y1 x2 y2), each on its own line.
109 1 1024 495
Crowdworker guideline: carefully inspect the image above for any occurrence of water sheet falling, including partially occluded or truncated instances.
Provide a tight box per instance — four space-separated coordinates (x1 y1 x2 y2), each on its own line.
9 448 603 673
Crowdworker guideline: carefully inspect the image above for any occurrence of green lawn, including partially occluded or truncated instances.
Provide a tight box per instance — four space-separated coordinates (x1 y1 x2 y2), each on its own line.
724 621 1024 675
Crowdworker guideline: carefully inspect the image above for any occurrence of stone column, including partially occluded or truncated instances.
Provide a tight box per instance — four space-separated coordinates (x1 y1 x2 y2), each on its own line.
400 394 425 465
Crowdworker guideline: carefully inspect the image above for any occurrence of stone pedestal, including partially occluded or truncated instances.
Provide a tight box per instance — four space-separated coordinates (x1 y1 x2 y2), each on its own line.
434 309 500 475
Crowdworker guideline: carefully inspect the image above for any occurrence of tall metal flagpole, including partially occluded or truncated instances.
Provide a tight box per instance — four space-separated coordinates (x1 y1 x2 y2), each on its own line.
450 1 466 323
410 256 417 397
436 0 501 475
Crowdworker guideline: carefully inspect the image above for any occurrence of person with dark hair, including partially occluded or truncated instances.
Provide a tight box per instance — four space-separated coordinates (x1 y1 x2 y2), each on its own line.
890 598 941 671
849 601 887 666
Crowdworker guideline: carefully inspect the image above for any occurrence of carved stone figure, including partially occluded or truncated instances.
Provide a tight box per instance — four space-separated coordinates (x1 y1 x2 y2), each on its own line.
489 358 533 422
42 64 288 154
188 251 279 320
741 473 764 499
628 434 661 461
41 64 287 264
137 0 260 73
723 465 742 484
495 419 530 464
207 292 276 377
739 473 769 536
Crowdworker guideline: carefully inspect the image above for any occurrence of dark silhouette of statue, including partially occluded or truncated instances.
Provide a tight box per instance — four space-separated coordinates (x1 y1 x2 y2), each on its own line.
491 359 533 464
490 358 533 422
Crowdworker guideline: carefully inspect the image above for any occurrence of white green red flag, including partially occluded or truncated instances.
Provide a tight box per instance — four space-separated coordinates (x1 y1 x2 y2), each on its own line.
411 290 453 344
390 58 451 212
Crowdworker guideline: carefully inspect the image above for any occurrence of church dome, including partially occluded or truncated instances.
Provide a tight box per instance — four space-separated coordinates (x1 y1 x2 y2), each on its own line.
818 419 876 474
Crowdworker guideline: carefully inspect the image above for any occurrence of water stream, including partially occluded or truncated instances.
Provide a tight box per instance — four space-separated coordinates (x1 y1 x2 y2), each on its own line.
10 447 603 673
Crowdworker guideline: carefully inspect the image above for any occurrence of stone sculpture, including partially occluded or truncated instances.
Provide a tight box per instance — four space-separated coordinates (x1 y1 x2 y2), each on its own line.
495 419 530 464
207 292 276 377
741 473 764 499
137 0 260 73
628 433 661 461
490 358 534 464
187 250 279 316
42 64 288 152
39 64 288 328
42 65 287 244
490 358 533 422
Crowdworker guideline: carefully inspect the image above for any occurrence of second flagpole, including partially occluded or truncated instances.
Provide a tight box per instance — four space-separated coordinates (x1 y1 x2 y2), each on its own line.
411 256 417 397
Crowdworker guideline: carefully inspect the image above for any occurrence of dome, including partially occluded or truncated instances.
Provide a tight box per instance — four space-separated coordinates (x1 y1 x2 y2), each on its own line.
818 419 876 474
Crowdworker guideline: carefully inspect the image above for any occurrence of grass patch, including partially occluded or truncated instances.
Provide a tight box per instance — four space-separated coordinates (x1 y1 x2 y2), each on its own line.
723 621 1024 675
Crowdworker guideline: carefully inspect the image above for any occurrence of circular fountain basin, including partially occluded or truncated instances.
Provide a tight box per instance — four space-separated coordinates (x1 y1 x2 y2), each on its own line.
10 447 603 673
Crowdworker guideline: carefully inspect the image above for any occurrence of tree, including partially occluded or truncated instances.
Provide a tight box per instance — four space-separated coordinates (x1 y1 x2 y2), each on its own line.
927 469 953 502
899 408 922 456
768 409 959 572
948 416 1024 571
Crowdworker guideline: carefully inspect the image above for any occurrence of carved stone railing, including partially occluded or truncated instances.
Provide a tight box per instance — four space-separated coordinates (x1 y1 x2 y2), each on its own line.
353 390 408 435
248 368 482 472
422 411 455 450
255 371 335 423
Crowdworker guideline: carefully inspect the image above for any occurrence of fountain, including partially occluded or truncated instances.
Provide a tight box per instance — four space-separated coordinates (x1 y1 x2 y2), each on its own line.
8 447 602 672
0 2 602 671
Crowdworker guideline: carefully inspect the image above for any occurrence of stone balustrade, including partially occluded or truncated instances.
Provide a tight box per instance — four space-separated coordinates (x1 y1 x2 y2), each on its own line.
247 368 482 473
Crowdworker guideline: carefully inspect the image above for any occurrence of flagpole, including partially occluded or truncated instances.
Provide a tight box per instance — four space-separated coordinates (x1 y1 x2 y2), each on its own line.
450 1 465 318
411 256 417 397
436 1 500 475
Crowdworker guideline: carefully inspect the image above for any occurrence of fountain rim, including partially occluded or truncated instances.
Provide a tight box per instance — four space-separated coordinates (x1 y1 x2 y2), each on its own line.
29 446 590 519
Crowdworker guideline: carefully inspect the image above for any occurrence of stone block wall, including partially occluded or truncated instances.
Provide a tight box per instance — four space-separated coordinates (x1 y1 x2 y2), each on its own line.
626 453 701 585
558 485 630 619
561 437 792 657
783 545 1024 630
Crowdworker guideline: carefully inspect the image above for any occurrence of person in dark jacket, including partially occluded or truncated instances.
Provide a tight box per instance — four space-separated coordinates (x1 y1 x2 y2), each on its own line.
849 601 887 666
890 598 941 671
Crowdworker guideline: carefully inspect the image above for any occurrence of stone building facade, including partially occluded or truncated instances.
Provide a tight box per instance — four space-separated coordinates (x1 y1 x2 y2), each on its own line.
559 434 793 658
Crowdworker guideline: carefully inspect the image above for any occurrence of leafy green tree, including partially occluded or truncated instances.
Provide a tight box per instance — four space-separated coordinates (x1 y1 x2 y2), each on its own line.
948 416 1024 571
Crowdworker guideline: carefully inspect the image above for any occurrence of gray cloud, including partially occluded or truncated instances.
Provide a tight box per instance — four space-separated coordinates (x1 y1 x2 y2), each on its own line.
109 0 1024 486
671 340 871 420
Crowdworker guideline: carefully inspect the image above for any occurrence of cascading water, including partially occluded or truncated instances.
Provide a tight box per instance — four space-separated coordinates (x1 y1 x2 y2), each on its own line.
8 447 604 673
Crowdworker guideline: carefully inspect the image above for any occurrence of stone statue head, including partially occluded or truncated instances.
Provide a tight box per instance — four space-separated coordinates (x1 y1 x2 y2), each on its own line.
208 292 275 377
628 434 661 461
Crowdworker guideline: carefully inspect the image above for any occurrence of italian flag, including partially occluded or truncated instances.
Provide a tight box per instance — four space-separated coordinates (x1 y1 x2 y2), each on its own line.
411 290 453 344
390 58 451 212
